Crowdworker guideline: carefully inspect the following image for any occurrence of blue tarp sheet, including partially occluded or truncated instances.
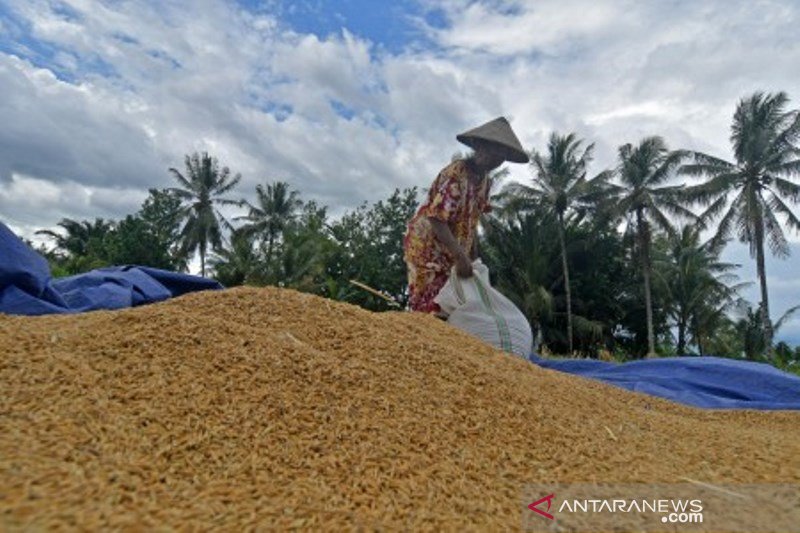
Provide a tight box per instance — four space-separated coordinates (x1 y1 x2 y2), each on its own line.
530 354 800 410
0 221 222 316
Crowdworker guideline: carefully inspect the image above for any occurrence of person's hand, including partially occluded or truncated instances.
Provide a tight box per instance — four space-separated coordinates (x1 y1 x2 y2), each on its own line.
455 252 473 278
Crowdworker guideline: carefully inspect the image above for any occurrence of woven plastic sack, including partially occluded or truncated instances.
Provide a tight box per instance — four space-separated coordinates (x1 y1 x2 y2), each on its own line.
434 260 532 358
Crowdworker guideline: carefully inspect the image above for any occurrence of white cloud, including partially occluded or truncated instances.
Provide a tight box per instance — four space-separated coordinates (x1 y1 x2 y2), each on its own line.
0 173 145 236
0 54 162 186
418 0 800 170
0 0 798 313
427 0 627 56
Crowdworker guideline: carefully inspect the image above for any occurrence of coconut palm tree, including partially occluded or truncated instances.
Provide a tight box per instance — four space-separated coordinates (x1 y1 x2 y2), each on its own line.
734 301 800 360
482 206 607 354
658 226 747 355
36 218 115 259
680 92 800 355
606 137 692 357
481 209 555 352
209 228 261 287
501 133 612 354
36 218 116 273
168 152 241 276
236 181 303 264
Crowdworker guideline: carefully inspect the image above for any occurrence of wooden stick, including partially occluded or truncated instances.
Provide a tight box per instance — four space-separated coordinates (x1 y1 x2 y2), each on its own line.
348 280 402 308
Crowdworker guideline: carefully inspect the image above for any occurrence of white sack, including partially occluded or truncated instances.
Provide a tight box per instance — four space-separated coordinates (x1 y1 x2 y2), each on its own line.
434 260 532 359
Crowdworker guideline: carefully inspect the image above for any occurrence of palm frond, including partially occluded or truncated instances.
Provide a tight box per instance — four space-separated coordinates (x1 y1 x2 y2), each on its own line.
771 176 800 202
681 172 740 207
762 200 790 258
34 228 63 239
570 314 604 340
681 151 736 173
649 149 688 185
774 304 800 333
502 181 546 201
215 198 243 207
648 205 678 238
771 158 800 178
659 198 698 222
168 168 195 192
216 173 242 195
166 187 196 201
708 193 741 248
767 192 800 235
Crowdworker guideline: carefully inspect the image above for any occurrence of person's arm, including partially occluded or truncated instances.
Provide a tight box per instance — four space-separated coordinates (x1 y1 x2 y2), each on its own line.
428 218 473 277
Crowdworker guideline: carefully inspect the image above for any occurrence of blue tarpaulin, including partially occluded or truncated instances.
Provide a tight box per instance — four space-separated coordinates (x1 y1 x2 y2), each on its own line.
530 354 800 410
0 221 222 316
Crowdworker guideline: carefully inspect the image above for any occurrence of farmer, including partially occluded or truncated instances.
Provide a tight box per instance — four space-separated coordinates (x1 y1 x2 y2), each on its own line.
403 116 529 315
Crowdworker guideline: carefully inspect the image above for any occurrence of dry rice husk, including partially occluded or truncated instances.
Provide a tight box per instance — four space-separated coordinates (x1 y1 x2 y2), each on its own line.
1 287 798 530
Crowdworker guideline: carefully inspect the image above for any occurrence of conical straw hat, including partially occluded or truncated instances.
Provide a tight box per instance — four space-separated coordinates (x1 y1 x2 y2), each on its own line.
456 116 529 163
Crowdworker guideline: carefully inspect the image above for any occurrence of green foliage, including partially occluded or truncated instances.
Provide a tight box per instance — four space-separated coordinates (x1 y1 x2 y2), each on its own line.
210 228 261 287
103 215 175 268
209 187 418 311
36 218 115 275
707 301 800 361
481 205 616 355
26 93 800 373
169 152 241 276
481 205 557 326
212 197 334 290
325 188 419 310
681 91 800 353
702 316 744 358
500 132 613 353
236 181 304 264
774 341 794 361
561 221 629 352
605 136 693 357
102 190 185 270
597 228 672 358
138 188 186 269
655 226 747 355
262 200 333 291
36 190 186 275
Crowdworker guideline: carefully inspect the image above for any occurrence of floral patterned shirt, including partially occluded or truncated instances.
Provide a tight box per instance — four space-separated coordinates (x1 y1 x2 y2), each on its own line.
403 159 491 312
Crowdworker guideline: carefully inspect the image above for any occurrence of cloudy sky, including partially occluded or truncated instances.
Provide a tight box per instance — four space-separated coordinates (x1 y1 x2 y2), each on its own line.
1 0 799 342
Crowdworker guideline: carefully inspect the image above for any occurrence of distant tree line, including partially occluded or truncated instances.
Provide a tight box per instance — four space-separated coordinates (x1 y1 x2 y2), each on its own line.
35 91 800 369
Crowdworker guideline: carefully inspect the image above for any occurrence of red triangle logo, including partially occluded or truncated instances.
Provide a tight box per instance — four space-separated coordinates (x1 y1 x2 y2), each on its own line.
528 493 555 520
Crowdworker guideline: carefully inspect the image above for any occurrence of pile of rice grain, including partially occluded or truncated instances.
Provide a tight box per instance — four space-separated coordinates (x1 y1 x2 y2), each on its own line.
1 287 798 530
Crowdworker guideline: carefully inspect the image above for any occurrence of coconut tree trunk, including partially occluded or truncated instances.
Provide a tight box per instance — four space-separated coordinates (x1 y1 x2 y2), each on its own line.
697 332 705 357
642 254 656 357
200 242 206 277
557 213 573 355
637 209 656 358
534 321 544 353
267 227 276 265
754 218 774 358
690 316 703 356
677 316 686 356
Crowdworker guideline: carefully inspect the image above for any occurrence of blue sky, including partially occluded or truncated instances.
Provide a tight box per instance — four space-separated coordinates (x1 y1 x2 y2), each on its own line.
0 0 799 345
239 0 441 53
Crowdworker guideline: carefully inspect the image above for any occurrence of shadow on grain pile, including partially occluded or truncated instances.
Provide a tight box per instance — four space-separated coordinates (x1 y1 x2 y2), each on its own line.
1 286 799 530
